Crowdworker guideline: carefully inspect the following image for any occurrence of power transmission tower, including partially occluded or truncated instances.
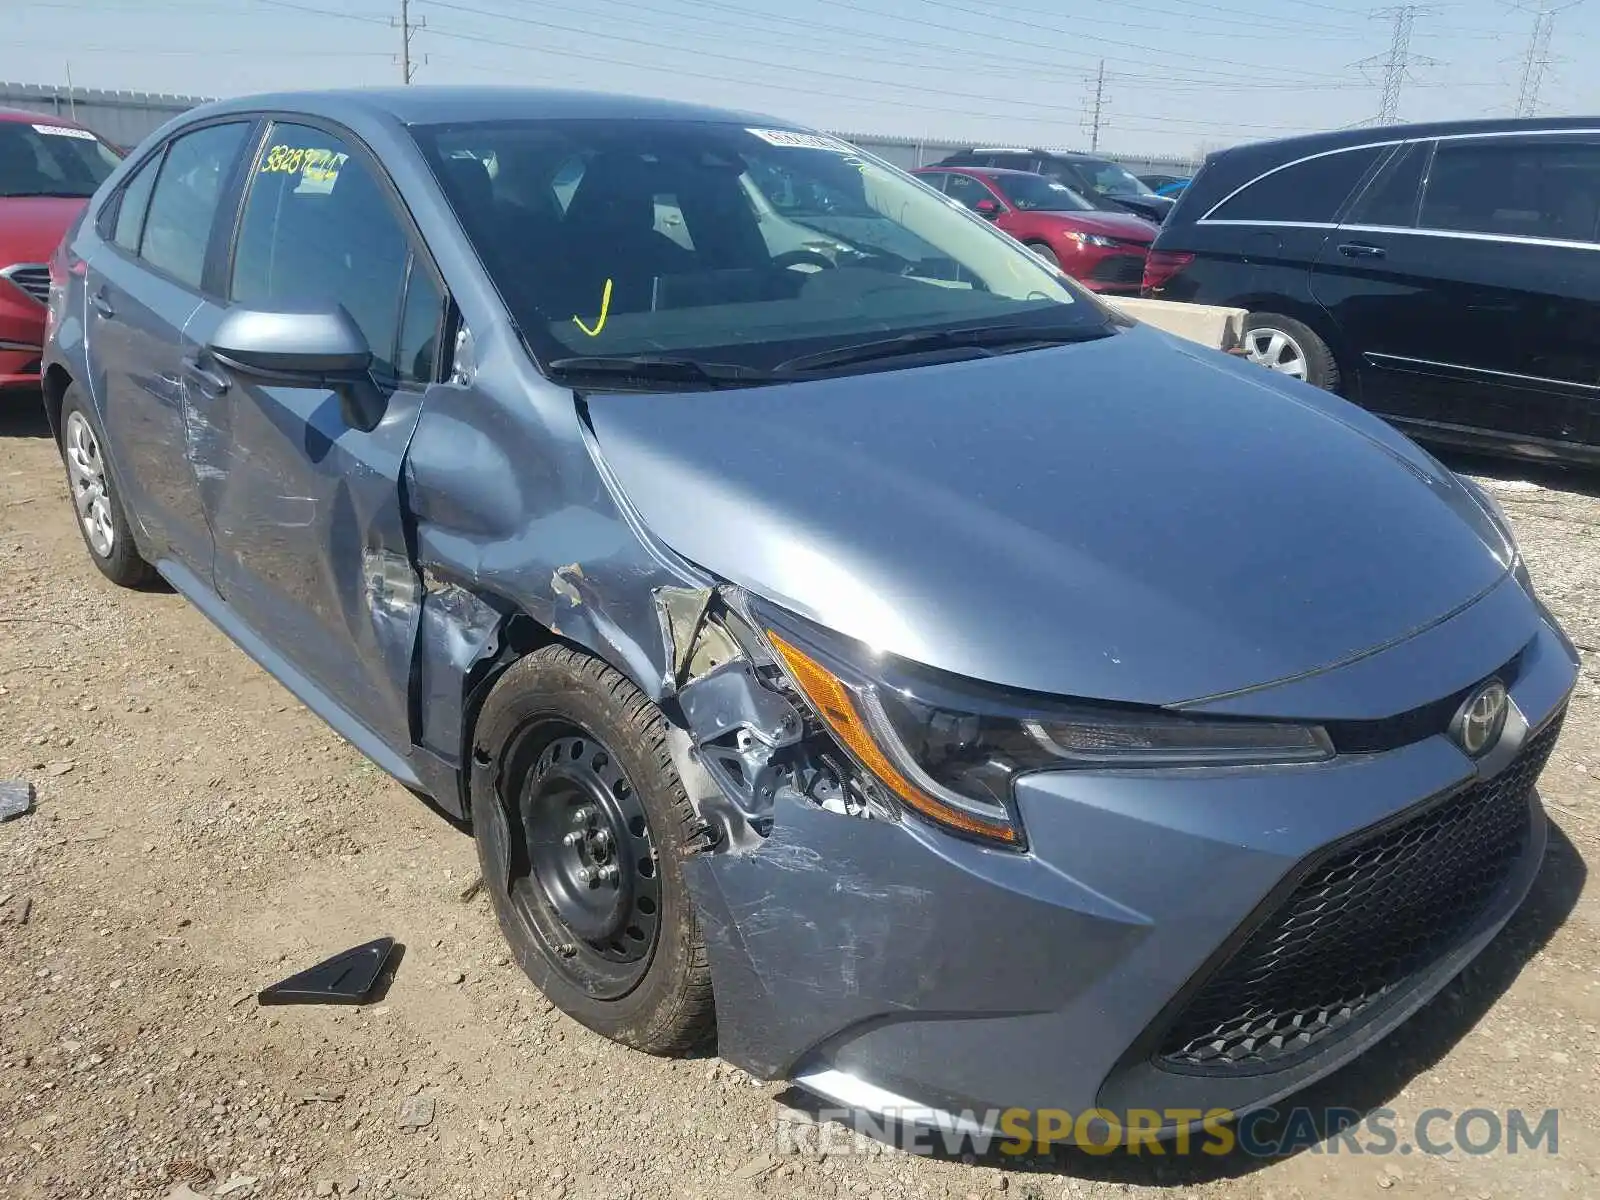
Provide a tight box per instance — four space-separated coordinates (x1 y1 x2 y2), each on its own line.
1356 7 1438 125
395 0 426 84
1514 0 1575 117
1083 59 1108 152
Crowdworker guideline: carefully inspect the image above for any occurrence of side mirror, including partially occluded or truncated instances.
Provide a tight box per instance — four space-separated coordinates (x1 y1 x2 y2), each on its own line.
974 198 1002 220
209 306 387 432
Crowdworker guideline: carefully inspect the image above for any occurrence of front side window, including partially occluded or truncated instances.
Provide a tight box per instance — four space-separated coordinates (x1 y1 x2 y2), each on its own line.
944 173 997 213
1420 138 1600 243
414 119 1097 375
0 119 120 199
141 122 251 290
231 122 422 383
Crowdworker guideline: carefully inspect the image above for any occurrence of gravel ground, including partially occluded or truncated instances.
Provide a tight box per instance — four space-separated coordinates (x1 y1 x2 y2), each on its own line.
2 402 1599 1200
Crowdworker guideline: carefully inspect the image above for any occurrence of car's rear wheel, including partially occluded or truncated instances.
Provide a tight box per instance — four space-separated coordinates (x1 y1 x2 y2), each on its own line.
58 387 156 588
1242 313 1340 391
469 644 714 1054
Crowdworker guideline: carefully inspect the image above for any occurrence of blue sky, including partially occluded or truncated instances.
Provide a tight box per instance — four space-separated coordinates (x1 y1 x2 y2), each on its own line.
9 0 1600 158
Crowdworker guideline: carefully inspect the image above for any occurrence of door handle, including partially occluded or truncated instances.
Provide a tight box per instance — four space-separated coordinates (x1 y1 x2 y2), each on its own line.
89 290 114 317
180 356 232 397
1338 242 1387 260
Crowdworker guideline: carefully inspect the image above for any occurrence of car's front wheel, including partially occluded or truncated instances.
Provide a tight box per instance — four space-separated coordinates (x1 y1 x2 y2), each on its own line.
58 386 156 588
469 644 714 1054
1241 313 1341 391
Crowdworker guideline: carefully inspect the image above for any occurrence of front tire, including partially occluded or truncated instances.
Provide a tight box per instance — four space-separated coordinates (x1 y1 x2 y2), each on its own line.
1026 241 1061 269
469 644 714 1054
58 386 155 588
1242 313 1341 391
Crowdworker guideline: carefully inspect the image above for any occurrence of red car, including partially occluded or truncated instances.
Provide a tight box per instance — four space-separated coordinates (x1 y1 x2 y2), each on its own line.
913 166 1159 294
0 108 122 392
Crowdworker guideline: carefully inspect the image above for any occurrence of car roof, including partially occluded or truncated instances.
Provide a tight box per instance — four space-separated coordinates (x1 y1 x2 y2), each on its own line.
920 166 1045 180
1217 114 1600 162
0 106 89 127
185 85 790 131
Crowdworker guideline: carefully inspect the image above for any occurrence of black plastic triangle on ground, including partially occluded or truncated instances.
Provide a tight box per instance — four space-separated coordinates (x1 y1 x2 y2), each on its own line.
258 937 397 1006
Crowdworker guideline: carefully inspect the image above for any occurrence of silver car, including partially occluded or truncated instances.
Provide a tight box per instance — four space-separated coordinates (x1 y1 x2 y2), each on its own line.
42 87 1577 1143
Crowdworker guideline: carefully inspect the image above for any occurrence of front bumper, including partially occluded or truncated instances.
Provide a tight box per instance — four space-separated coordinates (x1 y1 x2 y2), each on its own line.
686 594 1578 1139
0 270 46 389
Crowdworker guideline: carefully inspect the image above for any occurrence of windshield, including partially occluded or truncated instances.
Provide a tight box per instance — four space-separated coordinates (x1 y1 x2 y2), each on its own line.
413 119 1105 375
0 119 120 198
1079 157 1155 197
994 173 1096 212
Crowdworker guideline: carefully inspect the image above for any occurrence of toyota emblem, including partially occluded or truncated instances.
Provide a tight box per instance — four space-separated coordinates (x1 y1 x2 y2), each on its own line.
1452 680 1509 758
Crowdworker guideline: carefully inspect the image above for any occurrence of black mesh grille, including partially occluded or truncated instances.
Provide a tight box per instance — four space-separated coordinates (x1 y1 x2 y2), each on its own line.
1157 712 1563 1073
3 265 49 306
1088 254 1146 286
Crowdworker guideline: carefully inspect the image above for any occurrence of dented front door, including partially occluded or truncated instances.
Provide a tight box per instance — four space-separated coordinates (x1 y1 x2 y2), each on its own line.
184 118 447 753
184 294 426 751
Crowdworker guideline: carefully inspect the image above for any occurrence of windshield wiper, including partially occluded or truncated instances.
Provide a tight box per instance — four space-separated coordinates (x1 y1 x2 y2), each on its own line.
774 322 1108 376
545 355 771 389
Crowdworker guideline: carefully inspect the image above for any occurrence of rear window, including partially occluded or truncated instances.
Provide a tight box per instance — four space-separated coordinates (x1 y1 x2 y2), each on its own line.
1208 146 1383 224
0 119 121 199
1346 142 1427 228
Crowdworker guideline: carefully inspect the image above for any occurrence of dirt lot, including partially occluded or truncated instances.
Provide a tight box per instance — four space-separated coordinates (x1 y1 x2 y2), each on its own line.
2 401 1599 1200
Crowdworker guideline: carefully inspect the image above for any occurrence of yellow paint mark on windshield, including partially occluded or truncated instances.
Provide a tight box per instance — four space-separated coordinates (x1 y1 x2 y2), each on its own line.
573 278 613 338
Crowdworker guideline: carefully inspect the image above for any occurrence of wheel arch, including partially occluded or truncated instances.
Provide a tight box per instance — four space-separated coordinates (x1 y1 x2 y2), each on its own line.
42 362 72 445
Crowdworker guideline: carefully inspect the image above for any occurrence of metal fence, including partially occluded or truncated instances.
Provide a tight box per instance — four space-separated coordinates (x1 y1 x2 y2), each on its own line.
0 81 1206 176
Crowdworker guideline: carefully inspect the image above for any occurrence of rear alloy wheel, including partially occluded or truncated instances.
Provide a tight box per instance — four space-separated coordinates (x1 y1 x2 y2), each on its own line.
470 645 714 1054
1241 313 1340 392
59 388 156 588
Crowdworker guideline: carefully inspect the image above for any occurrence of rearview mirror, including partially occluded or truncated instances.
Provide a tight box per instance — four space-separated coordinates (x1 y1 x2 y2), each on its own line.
209 307 387 432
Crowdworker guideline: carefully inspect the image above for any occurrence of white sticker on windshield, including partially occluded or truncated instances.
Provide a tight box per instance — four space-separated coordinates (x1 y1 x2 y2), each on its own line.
745 128 853 153
33 123 96 140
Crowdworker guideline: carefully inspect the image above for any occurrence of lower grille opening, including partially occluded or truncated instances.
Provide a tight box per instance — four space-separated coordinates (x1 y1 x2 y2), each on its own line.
1157 712 1563 1073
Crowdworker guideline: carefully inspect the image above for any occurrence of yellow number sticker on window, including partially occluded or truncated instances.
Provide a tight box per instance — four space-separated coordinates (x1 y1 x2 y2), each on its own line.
260 145 348 193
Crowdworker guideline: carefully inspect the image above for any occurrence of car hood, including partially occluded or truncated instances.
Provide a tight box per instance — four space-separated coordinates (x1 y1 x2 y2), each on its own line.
0 196 88 263
1032 210 1158 243
585 325 1515 706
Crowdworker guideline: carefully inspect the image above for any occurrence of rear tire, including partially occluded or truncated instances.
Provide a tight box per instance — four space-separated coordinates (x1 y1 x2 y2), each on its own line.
1242 313 1340 392
58 386 156 588
469 644 714 1054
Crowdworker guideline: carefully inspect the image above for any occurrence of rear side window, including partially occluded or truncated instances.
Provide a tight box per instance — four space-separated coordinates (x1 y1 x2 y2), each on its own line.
231 122 427 385
1346 142 1427 228
141 122 251 289
112 154 161 252
1208 146 1383 224
1420 138 1600 243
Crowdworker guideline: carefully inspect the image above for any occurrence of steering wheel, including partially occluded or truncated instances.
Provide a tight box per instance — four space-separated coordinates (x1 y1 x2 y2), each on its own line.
772 249 836 273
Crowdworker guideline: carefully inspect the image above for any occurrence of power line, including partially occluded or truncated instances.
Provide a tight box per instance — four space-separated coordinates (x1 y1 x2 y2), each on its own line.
1514 0 1577 117
395 0 426 83
1356 6 1439 124
1084 60 1108 152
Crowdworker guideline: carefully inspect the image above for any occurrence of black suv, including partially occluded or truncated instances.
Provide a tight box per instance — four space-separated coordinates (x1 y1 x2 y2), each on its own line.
936 147 1174 224
1148 117 1600 465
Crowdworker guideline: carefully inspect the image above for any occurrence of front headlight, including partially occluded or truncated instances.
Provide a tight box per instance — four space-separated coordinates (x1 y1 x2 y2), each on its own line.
1068 231 1117 248
757 608 1332 849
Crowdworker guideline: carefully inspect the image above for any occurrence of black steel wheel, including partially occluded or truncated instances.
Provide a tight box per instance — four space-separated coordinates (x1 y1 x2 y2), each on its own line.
470 644 714 1054
514 726 662 998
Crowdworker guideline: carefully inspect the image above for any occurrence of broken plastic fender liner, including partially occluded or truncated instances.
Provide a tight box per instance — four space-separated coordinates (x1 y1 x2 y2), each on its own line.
257 937 398 1006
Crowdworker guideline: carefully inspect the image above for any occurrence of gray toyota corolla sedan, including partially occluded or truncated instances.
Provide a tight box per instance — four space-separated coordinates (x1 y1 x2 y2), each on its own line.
42 87 1577 1141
